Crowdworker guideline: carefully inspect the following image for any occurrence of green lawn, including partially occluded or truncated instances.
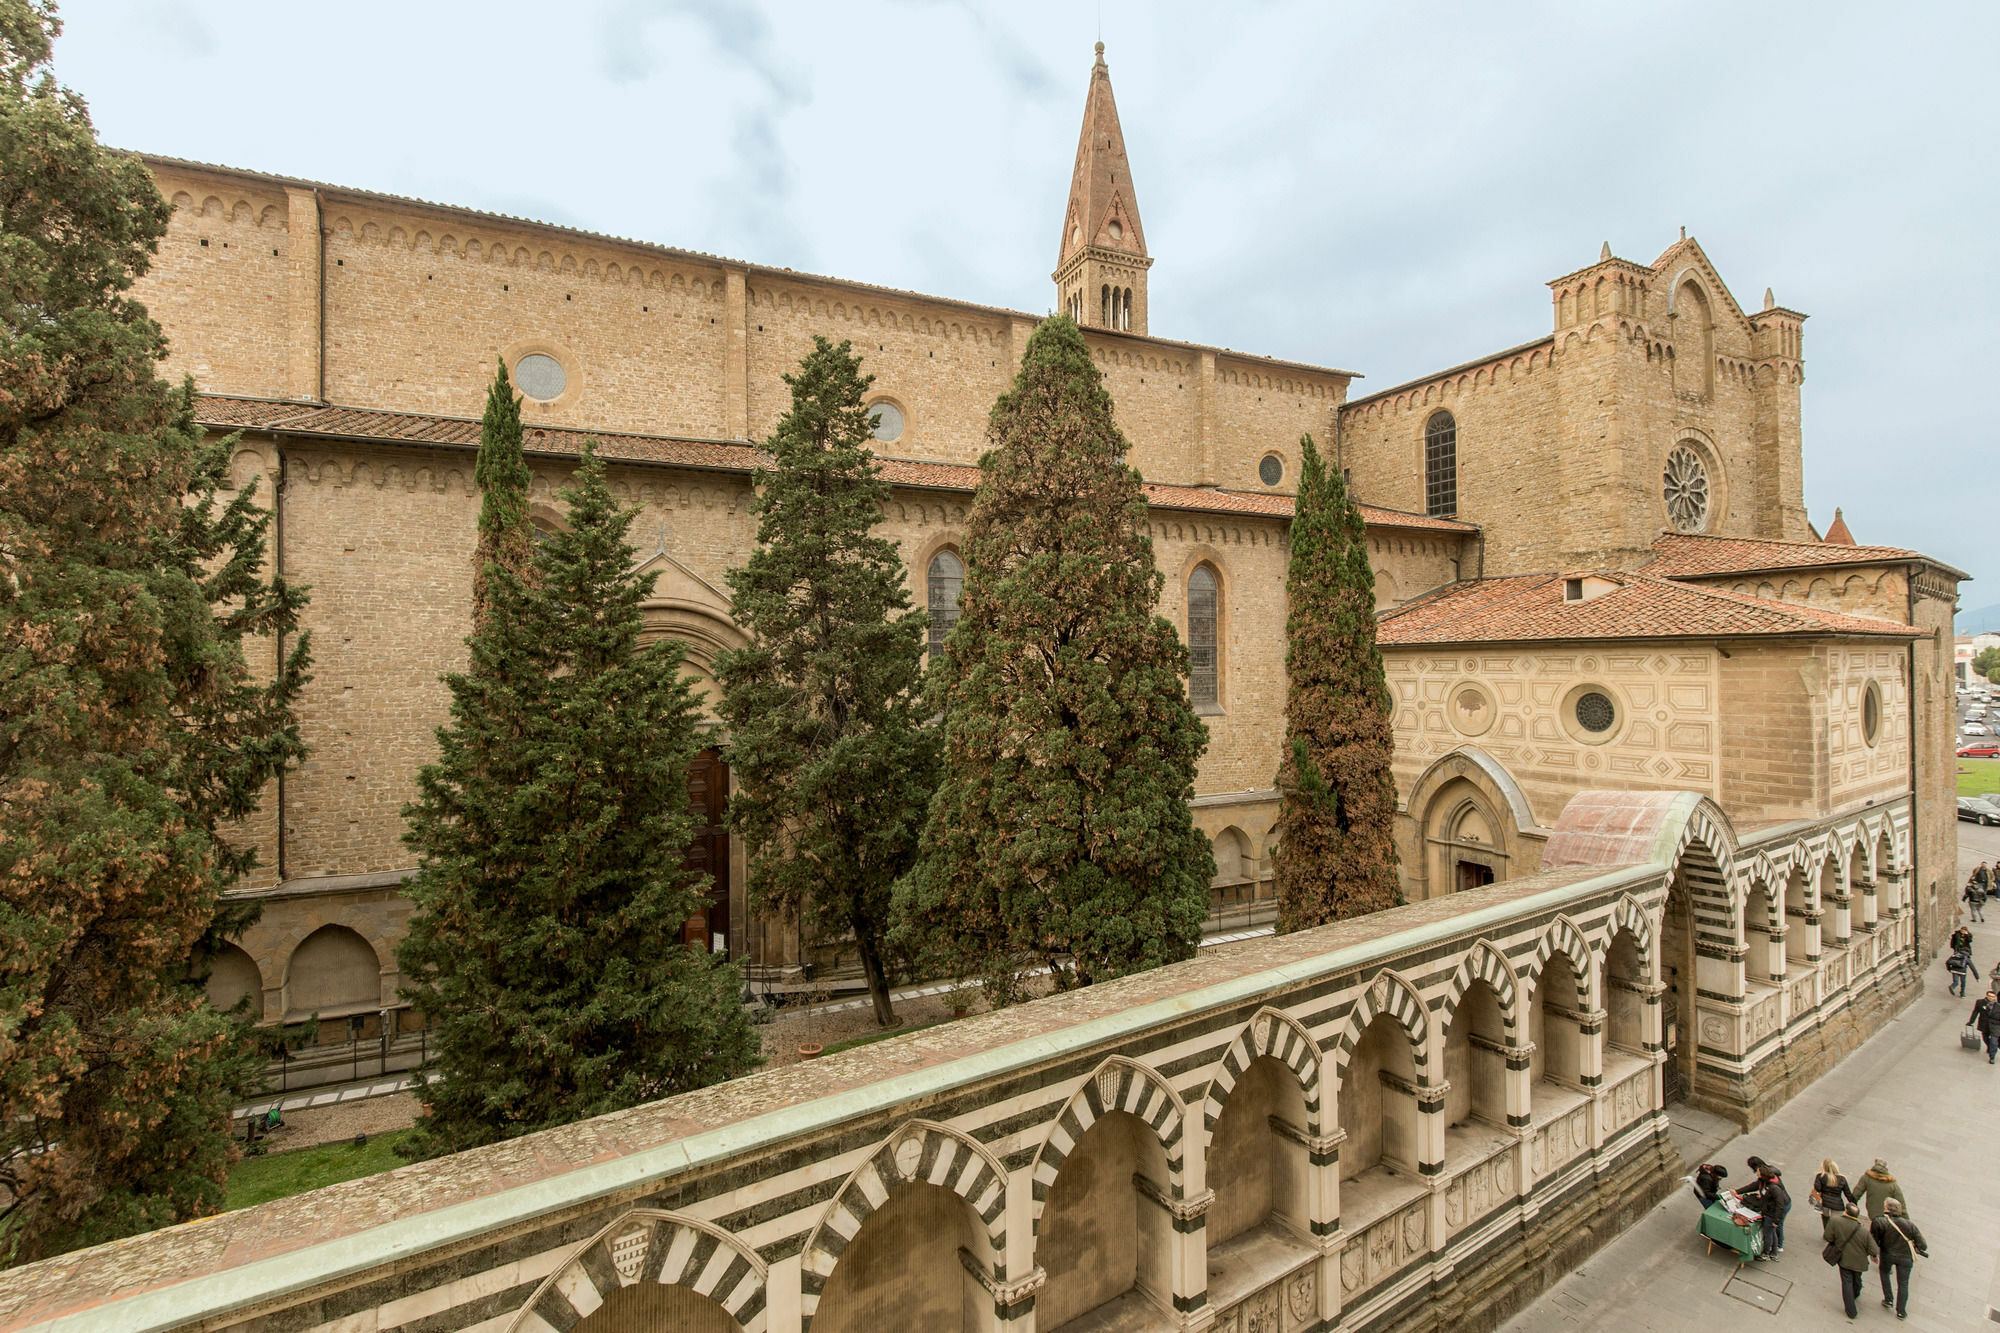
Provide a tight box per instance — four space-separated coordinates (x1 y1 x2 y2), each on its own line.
1959 759 2000 799
225 1128 414 1211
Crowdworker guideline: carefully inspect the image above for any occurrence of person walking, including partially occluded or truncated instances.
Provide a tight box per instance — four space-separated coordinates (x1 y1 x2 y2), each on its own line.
1869 1198 1928 1319
1967 870 1989 923
1824 1200 1878 1320
1947 946 1975 997
1858 1160 1908 1221
1813 1159 1855 1216
1952 923 1975 955
1971 990 2000 1063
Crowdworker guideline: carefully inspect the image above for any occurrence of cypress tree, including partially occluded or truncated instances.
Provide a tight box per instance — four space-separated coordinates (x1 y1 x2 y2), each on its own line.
1271 434 1400 930
471 358 534 622
892 315 1211 1004
717 337 937 1028
397 446 759 1158
0 0 310 1262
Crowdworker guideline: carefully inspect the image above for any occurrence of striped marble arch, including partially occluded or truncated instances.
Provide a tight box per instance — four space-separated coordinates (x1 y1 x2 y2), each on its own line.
509 1209 767 1333
1201 1005 1323 1138
1442 939 1524 1046
1030 1055 1188 1228
1332 968 1434 1089
799 1120 1008 1329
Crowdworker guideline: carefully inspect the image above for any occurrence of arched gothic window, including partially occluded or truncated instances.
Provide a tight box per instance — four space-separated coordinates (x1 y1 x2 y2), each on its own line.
1187 565 1218 708
1101 284 1111 327
1424 411 1458 518
927 551 964 657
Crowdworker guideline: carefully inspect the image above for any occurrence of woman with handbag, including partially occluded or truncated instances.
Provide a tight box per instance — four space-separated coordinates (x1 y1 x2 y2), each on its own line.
1812 1158 1855 1215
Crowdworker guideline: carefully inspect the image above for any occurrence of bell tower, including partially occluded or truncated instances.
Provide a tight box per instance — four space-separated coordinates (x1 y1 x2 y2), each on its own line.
1054 43 1153 334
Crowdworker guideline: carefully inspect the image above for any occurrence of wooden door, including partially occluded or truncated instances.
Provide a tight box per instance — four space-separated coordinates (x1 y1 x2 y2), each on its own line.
683 748 732 956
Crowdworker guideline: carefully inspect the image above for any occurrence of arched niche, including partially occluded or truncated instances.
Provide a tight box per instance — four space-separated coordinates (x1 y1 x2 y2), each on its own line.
284 925 379 1020
1035 1109 1176 1329
1442 981 1509 1155
205 943 265 1022
1206 1054 1312 1248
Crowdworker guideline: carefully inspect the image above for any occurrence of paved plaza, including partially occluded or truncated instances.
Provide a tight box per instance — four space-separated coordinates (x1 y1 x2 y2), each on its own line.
1505 827 2000 1330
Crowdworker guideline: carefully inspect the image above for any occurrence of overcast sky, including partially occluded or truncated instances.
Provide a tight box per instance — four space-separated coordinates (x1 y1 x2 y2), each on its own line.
53 1 2000 610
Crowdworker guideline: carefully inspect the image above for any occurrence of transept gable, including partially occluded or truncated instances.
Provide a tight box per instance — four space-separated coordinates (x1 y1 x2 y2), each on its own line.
1651 235 1753 333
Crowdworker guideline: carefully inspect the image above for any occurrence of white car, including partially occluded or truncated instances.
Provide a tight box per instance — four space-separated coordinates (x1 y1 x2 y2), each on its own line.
1965 722 1991 736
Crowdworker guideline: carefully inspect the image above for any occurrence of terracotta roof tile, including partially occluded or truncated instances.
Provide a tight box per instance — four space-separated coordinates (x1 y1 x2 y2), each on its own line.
1643 530 1960 579
192 396 1475 534
1376 570 1922 646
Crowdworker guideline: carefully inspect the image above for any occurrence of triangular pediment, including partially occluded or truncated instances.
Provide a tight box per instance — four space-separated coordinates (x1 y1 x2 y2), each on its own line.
632 547 734 620
1651 236 1751 331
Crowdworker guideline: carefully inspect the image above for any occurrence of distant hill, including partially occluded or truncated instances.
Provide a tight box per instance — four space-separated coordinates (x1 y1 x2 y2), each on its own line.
1959 603 2000 636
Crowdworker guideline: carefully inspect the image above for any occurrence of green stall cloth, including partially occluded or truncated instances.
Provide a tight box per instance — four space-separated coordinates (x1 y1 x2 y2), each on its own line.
1697 1199 1764 1262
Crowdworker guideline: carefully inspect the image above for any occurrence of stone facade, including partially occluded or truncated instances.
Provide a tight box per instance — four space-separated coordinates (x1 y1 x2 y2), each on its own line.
121 48 1961 1079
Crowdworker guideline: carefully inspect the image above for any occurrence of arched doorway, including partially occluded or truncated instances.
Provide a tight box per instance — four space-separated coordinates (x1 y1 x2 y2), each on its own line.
683 747 732 957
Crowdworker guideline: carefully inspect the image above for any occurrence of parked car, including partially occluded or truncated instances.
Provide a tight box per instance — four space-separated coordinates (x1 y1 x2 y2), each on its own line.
1964 723 1991 736
1959 797 2000 825
1959 741 2000 759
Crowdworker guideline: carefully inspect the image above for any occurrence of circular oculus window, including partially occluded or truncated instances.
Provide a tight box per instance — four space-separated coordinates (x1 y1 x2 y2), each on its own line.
868 402 904 443
514 353 568 402
1575 691 1617 734
1663 445 1711 533
1108 219 1123 241
1258 453 1285 487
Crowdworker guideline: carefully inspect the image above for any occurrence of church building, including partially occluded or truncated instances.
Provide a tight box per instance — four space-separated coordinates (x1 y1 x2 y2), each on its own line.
126 46 1961 1089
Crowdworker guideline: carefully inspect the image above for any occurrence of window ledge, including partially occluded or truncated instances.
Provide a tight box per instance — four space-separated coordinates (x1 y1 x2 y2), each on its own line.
1195 703 1227 717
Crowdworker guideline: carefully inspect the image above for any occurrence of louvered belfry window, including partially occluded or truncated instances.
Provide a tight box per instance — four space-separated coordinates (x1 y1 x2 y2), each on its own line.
1424 410 1458 518
1188 566 1218 707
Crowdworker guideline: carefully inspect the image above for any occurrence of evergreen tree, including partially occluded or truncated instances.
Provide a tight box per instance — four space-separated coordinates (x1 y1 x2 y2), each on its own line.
397 446 759 1159
1270 434 1400 930
0 0 309 1262
717 337 937 1027
892 316 1211 1004
471 358 534 622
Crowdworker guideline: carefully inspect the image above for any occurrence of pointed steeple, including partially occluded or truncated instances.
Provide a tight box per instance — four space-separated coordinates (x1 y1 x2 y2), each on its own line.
1053 43 1154 334
1823 507 1855 545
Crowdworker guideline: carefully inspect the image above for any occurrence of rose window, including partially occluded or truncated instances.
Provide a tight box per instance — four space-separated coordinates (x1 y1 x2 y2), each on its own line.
1663 446 1710 533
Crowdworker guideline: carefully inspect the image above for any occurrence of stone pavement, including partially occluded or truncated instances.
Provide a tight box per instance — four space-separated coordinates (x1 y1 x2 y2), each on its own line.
1504 867 1998 1330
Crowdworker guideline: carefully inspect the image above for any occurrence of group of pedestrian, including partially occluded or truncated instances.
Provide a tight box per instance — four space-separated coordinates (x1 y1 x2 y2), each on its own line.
1816 1158 1929 1320
1691 1155 1791 1258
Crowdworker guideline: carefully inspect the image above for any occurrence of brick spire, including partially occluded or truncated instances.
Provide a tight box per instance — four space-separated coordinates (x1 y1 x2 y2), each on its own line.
1053 44 1154 333
1057 43 1147 269
1823 507 1855 545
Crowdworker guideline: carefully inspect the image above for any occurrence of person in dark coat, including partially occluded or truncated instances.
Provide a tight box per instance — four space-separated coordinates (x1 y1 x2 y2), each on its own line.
1693 1161 1728 1207
1970 873 1991 922
1952 923 1975 955
1948 947 1976 997
1743 1160 1791 1255
1869 1198 1928 1319
1824 1201 1879 1319
1813 1159 1855 1215
1972 992 2000 1063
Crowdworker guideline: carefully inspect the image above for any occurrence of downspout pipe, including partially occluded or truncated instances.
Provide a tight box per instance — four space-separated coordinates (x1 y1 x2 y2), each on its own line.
273 442 289 884
1906 563 1921 967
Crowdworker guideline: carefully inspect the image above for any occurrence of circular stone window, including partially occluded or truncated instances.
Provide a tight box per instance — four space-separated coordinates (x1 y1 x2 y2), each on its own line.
868 402 904 444
1862 680 1882 746
1108 220 1123 241
1559 683 1623 745
1575 691 1616 734
514 353 567 402
1258 453 1285 487
1663 445 1711 533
